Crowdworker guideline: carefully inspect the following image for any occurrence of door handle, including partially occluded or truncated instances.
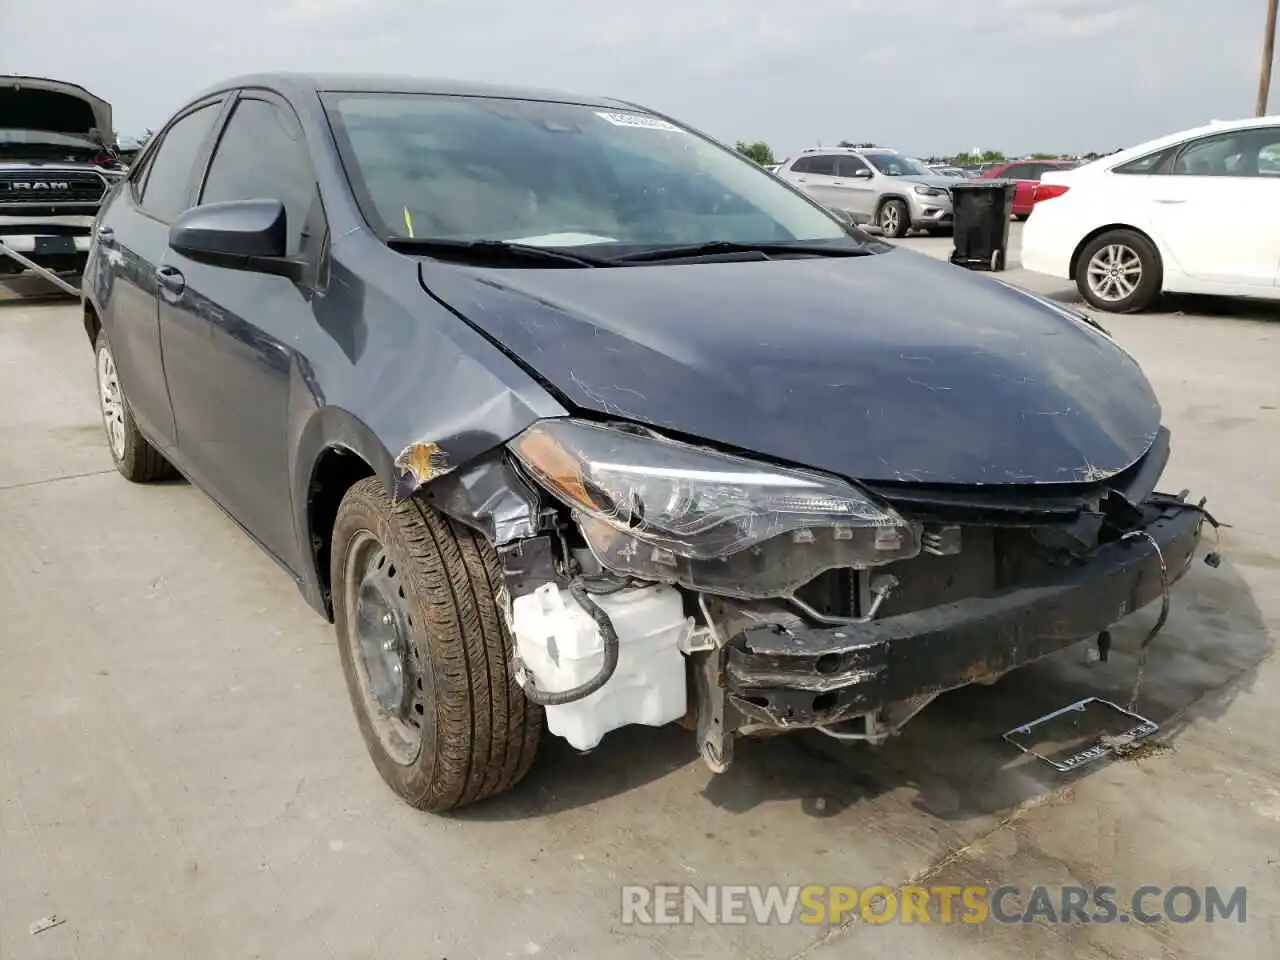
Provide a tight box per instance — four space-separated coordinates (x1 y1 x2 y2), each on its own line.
95 225 115 244
1153 198 1186 204
155 265 186 299
795 176 808 182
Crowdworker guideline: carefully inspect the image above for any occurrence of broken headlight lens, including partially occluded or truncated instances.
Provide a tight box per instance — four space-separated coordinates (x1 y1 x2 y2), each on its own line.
510 419 919 592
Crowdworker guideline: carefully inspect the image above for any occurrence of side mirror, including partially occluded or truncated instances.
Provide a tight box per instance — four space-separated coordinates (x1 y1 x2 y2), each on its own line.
169 199 301 279
852 168 874 180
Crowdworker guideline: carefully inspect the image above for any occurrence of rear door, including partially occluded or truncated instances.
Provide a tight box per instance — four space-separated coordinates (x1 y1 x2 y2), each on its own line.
158 90 327 568
784 155 842 209
1144 126 1280 288
96 98 225 451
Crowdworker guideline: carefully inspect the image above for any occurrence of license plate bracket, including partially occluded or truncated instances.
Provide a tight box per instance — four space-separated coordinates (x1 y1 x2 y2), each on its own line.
33 235 78 256
1002 697 1158 772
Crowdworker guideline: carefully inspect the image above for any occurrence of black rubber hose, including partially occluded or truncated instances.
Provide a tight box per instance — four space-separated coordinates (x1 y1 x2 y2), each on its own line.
520 576 629 707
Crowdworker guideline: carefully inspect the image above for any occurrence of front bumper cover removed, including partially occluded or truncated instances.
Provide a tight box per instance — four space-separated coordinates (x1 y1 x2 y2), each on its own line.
725 501 1205 730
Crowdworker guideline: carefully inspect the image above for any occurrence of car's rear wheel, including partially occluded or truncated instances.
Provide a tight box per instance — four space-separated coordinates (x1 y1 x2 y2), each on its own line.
877 199 910 238
331 477 542 812
1075 229 1161 313
94 330 177 482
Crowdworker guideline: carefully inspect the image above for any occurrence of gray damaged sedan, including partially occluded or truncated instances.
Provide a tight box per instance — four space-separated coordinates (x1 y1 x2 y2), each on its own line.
83 73 1218 810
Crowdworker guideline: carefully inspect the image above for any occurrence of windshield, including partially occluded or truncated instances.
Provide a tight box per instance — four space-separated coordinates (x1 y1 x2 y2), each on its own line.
324 93 852 249
864 154 933 177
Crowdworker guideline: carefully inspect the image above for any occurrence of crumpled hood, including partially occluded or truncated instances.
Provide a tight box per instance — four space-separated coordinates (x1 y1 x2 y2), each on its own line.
419 249 1162 486
0 76 113 142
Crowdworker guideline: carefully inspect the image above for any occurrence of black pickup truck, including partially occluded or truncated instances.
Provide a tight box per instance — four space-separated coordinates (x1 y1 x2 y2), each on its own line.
1 76 127 279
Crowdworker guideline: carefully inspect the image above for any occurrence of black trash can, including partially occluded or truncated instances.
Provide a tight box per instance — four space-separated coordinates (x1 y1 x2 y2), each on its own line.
949 180 1015 272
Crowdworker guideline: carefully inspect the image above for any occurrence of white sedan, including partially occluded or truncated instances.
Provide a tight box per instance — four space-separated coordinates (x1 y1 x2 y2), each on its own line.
1020 116 1280 312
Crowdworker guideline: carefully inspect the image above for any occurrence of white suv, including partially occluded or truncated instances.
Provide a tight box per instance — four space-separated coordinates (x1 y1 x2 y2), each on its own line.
776 147 955 237
1021 116 1280 312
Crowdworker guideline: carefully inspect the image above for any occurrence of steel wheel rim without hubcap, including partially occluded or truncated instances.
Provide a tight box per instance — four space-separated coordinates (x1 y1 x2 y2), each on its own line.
97 345 126 461
880 205 901 233
1086 244 1142 302
344 530 429 766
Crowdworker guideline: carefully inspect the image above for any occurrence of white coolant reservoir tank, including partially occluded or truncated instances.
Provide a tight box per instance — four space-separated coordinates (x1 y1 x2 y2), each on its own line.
511 582 693 752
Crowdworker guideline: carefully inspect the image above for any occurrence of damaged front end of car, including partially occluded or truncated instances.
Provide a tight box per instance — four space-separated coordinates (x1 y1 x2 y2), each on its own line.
414 416 1217 774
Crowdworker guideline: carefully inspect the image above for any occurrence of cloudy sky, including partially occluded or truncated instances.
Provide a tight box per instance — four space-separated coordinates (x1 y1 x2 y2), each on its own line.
1 0 1270 157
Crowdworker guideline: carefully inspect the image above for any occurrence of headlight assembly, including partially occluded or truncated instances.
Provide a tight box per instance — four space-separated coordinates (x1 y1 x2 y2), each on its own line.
913 185 947 197
509 419 921 598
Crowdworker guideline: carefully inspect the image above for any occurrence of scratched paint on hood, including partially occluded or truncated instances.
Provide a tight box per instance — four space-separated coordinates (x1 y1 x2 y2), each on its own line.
418 248 1162 486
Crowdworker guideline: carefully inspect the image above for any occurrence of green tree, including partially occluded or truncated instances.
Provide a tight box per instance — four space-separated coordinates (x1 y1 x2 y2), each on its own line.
950 149 1007 165
735 140 776 165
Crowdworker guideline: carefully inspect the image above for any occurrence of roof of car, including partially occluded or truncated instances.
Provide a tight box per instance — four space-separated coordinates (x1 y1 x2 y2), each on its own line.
1077 114 1280 174
190 72 629 109
795 146 899 156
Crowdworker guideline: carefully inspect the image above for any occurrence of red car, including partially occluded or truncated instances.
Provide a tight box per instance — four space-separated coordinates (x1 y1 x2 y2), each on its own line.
980 160 1077 219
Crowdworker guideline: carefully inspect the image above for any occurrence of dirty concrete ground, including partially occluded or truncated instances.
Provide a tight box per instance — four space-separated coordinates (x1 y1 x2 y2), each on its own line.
1 226 1278 959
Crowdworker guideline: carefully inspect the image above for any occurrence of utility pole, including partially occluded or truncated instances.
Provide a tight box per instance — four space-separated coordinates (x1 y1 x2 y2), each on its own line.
1259 0 1278 115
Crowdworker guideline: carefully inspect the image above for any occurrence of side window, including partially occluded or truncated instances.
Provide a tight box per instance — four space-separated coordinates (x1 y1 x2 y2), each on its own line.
1172 133 1244 176
199 97 318 255
789 157 813 174
1113 148 1174 175
1172 127 1280 177
805 155 838 176
127 143 158 196
1002 163 1032 180
1259 142 1280 176
834 156 868 177
139 104 222 222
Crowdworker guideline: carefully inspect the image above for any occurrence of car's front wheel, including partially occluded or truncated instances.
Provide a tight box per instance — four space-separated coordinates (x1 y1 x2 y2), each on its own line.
94 330 177 482
1075 229 1161 313
331 478 542 812
877 198 911 238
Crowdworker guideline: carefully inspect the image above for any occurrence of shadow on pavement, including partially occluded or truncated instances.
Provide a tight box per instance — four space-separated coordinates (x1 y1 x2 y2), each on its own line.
458 556 1271 825
1038 285 1280 324
0 273 81 303
1156 293 1280 323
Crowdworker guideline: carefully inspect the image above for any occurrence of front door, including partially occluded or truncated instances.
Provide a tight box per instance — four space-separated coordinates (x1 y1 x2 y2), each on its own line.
833 155 876 221
159 92 328 569
1145 126 1280 289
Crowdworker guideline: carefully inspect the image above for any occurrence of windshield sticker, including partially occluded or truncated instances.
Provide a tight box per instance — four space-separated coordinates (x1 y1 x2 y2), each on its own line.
595 111 682 133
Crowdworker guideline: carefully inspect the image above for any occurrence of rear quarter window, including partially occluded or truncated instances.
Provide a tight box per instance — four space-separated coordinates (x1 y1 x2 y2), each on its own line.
1112 147 1174 175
